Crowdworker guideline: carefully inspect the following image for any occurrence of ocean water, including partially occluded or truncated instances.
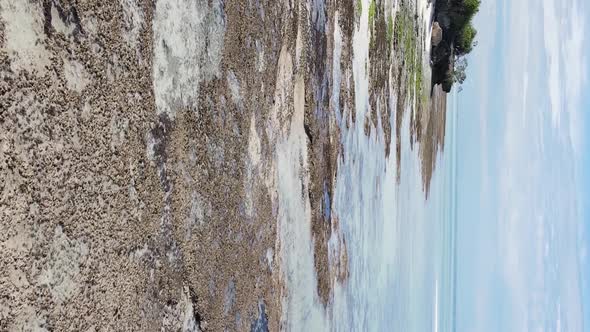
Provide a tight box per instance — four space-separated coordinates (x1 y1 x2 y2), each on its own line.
277 1 458 330
329 17 458 332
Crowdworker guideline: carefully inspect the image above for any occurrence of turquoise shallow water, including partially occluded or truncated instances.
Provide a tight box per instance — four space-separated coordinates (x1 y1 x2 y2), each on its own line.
277 2 458 330
328 88 457 332
327 14 458 330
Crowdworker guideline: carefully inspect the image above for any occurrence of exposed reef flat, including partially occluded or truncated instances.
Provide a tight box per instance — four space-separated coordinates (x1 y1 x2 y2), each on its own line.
0 0 447 330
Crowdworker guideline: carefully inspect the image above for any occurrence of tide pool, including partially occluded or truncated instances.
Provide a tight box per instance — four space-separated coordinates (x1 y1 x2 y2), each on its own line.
277 1 458 330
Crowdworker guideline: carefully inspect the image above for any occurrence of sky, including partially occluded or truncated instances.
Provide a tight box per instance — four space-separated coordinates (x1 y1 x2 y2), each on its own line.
455 0 590 330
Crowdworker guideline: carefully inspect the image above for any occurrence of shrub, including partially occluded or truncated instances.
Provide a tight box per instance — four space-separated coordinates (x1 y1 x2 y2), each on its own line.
369 0 377 27
356 0 362 21
456 23 477 55
387 14 394 45
463 0 481 17
446 0 481 36
431 0 481 90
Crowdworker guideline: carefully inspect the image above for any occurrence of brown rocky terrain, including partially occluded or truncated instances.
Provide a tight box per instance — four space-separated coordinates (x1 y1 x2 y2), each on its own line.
0 0 447 330
1 0 287 330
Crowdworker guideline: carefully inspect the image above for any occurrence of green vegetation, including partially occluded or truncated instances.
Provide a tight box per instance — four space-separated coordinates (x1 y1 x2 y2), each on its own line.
356 0 362 21
368 0 377 27
448 0 480 56
393 7 427 109
386 14 394 46
449 0 479 87
456 23 477 55
364 2 429 106
432 0 481 91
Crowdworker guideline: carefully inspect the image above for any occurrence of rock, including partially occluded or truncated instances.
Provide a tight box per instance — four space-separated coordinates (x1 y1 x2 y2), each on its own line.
442 79 453 93
431 22 443 47
442 62 455 92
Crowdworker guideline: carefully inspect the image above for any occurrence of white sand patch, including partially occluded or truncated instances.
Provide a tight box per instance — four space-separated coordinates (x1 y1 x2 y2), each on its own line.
83 16 98 36
0 303 8 322
9 305 49 332
37 225 88 304
265 248 274 272
63 58 90 92
248 115 262 167
120 0 144 49
110 114 130 150
255 39 266 72
152 0 225 118
245 115 261 218
295 27 303 68
9 267 30 288
0 0 50 76
272 20 329 326
243 182 255 219
227 71 242 105
3 224 33 253
130 243 152 261
259 44 293 208
277 71 328 330
106 54 125 83
180 286 201 332
162 286 202 332
243 185 255 219
266 45 293 144
353 0 371 127
145 131 157 162
81 100 92 121
50 4 74 36
188 191 206 228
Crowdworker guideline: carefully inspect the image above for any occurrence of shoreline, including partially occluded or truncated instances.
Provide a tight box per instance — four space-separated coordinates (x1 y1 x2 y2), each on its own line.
0 0 448 330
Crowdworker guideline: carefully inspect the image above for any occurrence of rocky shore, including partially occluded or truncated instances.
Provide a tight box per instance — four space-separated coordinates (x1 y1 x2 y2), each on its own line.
0 0 448 330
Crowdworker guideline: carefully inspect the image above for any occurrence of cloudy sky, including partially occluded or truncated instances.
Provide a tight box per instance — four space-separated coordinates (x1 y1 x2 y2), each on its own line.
455 0 589 330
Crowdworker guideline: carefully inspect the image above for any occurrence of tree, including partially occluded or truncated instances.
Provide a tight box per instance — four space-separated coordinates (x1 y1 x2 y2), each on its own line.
448 0 481 33
431 0 481 90
463 0 481 17
455 23 477 55
452 57 468 85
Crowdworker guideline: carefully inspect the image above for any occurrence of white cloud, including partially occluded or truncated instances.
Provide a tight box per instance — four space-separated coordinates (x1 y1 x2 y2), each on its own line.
563 1 587 158
543 0 586 159
542 0 562 127
455 0 588 330
483 0 587 330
